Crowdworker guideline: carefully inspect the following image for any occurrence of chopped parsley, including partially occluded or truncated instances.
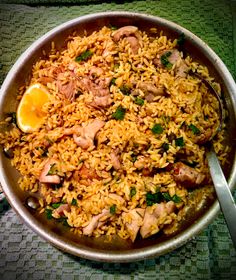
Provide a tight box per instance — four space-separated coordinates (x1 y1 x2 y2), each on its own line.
172 194 182 203
120 85 131 96
71 198 77 206
162 142 169 152
130 187 137 198
110 204 116 215
109 24 118 30
46 163 58 176
146 191 182 206
189 124 201 135
161 51 173 69
130 153 138 163
112 105 126 120
146 192 163 206
162 192 172 201
110 78 116 86
51 202 63 209
75 50 93 62
175 137 185 147
134 97 144 106
45 208 53 220
151 124 164 135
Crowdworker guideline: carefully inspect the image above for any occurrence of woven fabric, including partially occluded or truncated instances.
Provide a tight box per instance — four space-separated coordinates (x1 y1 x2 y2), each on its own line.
0 0 236 279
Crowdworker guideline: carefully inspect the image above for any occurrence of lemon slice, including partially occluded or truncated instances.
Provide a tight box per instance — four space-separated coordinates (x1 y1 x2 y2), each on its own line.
17 83 51 133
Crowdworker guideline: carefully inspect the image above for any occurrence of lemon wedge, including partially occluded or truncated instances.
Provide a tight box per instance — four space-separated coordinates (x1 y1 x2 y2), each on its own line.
17 83 51 133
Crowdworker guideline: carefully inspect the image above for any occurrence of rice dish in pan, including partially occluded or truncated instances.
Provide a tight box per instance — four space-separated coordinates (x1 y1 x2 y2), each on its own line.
0 25 228 242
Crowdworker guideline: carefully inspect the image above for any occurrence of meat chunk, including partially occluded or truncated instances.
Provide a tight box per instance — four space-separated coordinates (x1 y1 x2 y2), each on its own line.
52 204 70 218
135 82 166 102
154 49 189 78
112 26 141 54
122 208 145 242
57 80 77 101
110 149 121 170
173 162 205 187
140 201 175 238
73 119 105 149
39 159 61 184
83 209 111 236
78 77 112 108
112 26 139 42
73 164 100 181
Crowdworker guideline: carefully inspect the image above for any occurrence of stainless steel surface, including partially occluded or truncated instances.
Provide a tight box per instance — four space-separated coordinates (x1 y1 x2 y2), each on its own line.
207 145 236 248
0 12 236 262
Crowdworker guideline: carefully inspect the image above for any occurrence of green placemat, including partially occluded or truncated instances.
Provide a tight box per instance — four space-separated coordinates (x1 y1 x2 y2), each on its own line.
0 1 236 279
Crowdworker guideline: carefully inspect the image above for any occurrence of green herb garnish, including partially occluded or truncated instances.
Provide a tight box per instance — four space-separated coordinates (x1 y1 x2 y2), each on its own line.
189 124 201 135
161 51 173 69
112 105 126 120
172 194 182 203
45 208 53 220
162 192 172 201
146 191 182 206
51 202 63 209
110 78 116 86
134 97 144 106
162 142 169 152
75 50 93 62
46 163 57 176
151 124 164 135
120 85 131 96
175 137 185 147
130 187 137 198
146 192 163 206
109 24 118 30
110 204 116 215
130 153 138 163
71 198 77 206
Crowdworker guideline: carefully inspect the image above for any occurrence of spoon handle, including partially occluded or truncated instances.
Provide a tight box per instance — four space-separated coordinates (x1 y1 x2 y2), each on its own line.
207 146 236 248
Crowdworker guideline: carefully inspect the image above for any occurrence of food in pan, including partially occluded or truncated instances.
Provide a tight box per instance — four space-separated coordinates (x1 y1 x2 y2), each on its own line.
0 25 228 242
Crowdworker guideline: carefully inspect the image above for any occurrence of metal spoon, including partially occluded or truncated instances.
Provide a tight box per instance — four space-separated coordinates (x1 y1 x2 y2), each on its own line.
191 71 236 248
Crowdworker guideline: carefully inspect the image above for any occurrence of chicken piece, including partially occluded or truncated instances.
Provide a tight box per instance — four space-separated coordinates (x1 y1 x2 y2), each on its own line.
57 80 77 101
136 82 166 102
134 155 148 170
73 119 105 149
39 159 61 184
78 77 112 108
83 209 111 236
122 208 145 242
125 36 140 54
73 164 100 181
110 149 121 170
52 204 70 217
112 26 141 54
154 49 189 78
112 26 139 42
140 201 175 238
173 162 205 187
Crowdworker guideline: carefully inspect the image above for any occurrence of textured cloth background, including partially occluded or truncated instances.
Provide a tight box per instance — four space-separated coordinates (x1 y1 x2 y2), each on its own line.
0 0 236 279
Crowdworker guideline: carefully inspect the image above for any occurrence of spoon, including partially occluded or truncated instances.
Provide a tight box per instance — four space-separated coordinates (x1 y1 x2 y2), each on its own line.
191 71 236 248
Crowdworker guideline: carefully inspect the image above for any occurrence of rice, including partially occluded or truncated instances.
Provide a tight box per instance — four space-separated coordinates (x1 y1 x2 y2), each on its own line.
0 25 228 242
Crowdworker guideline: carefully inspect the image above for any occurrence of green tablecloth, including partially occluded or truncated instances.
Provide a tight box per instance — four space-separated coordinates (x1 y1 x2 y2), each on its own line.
0 1 236 279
